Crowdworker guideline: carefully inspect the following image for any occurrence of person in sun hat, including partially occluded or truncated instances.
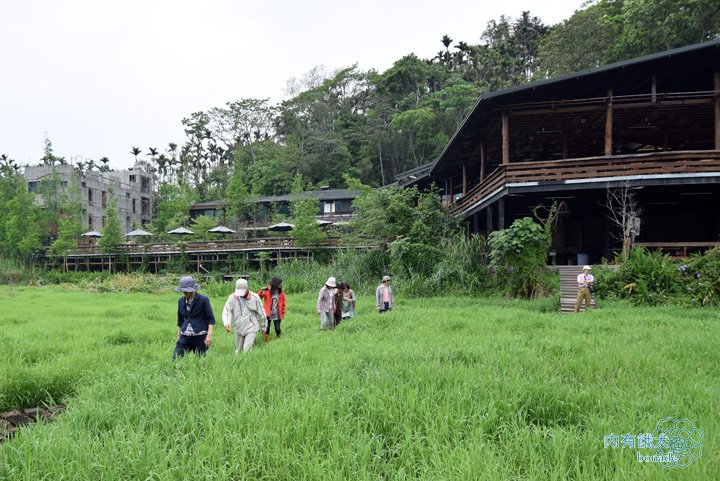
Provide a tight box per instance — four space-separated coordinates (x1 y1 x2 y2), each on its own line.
375 275 394 313
173 275 216 360
222 278 267 353
316 276 336 330
574 265 595 313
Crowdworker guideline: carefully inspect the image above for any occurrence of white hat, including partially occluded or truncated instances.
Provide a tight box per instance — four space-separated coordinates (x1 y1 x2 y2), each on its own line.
382 275 391 282
235 278 249 297
326 277 336 288
583 265 592 270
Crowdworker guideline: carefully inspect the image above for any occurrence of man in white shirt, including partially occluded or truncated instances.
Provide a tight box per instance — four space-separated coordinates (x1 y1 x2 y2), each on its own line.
574 265 594 313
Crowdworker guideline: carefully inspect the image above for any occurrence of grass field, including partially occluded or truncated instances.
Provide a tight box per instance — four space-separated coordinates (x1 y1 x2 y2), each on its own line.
1 286 718 480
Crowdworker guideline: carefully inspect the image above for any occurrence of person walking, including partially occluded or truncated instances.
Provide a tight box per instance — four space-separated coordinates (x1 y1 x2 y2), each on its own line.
574 265 595 313
341 282 356 320
317 277 336 330
222 278 267 353
333 282 345 327
258 276 286 340
173 275 216 360
376 275 394 313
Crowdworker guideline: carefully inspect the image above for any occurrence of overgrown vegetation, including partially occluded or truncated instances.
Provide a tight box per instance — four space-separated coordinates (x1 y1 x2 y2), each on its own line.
1 287 718 479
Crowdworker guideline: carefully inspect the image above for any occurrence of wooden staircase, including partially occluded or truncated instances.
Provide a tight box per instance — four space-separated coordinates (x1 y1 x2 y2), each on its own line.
558 266 595 313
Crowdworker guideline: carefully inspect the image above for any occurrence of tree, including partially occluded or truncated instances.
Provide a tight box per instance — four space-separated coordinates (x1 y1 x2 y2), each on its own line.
99 188 123 253
605 183 642 261
291 196 326 247
225 157 250 226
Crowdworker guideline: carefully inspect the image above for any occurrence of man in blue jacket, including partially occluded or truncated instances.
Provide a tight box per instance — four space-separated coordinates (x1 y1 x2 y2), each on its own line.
173 275 216 360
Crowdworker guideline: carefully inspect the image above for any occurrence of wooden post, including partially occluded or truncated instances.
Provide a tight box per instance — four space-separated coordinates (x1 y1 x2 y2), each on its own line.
486 205 494 236
449 177 454 200
651 75 657 105
715 71 720 150
462 160 467 196
498 198 505 230
479 142 486 182
605 89 613 156
502 111 510 165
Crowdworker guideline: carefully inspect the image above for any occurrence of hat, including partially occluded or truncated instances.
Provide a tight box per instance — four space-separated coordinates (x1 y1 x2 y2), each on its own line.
325 277 336 288
583 265 592 270
235 278 249 297
382 275 391 282
176 275 199 293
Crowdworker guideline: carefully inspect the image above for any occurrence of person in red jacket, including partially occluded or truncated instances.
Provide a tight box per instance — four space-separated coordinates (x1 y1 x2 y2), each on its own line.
258 276 286 341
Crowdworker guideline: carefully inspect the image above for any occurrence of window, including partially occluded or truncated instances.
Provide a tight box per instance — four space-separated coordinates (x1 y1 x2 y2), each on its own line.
60 180 68 188
88 188 93 205
126 192 130 198
129 175 137 182
101 191 107 208
126 216 131 229
88 215 93 228
141 176 149 192
323 201 335 214
141 197 149 216
81 181 86 187
132 198 137 214
27 181 39 193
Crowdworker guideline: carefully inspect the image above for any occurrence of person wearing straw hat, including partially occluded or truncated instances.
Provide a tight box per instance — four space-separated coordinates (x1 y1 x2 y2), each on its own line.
574 265 595 313
317 277 336 330
173 275 216 360
376 275 394 313
222 278 267 353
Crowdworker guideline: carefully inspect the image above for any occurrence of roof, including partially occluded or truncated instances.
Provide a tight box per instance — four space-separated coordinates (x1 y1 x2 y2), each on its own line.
190 189 363 210
430 39 720 177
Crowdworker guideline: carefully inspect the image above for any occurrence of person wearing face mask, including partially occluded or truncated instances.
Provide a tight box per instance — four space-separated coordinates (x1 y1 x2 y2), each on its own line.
222 278 267 353
173 275 216 360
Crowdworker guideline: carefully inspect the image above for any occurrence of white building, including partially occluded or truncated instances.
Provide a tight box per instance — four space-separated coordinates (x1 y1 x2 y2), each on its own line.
24 164 153 233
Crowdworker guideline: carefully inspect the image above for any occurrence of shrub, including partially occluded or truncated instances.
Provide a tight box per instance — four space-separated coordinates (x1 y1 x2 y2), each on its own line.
0 257 29 284
681 245 720 306
618 248 680 305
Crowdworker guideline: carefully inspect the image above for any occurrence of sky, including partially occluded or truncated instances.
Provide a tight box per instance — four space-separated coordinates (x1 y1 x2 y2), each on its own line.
0 0 585 170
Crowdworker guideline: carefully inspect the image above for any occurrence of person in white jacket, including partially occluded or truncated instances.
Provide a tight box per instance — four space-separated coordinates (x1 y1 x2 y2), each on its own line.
222 278 267 353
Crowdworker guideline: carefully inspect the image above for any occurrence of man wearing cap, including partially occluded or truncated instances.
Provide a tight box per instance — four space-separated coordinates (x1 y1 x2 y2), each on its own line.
574 265 594 313
173 275 216 360
222 278 267 353
317 277 336 330
376 276 394 313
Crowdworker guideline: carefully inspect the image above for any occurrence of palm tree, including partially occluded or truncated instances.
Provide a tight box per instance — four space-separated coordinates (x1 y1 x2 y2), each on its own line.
130 147 142 166
99 156 110 172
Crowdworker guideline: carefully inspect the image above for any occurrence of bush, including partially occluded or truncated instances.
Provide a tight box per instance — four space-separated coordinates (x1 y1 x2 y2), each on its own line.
618 248 680 305
0 257 30 284
681 245 720 306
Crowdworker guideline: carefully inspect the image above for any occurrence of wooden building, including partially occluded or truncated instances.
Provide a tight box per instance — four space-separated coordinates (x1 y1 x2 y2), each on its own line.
416 40 720 264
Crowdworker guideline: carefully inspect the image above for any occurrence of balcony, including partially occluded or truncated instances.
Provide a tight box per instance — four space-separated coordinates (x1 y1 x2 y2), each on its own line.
451 150 720 216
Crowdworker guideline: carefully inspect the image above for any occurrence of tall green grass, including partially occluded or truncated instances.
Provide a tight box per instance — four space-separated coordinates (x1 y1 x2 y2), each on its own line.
1 287 718 479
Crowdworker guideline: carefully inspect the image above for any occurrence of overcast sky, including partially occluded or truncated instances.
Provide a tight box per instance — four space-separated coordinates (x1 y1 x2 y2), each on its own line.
0 0 584 170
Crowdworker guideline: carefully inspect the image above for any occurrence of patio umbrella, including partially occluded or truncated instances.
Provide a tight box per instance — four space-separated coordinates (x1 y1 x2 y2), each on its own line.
81 230 103 237
125 229 153 237
316 219 333 226
208 225 236 234
167 226 195 235
267 222 295 232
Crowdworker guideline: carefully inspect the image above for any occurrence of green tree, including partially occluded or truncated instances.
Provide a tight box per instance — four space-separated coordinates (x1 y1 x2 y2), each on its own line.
291 196 326 247
99 188 124 253
225 158 250 225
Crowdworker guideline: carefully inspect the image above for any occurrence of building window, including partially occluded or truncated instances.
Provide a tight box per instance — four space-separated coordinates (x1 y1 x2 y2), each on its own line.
60 180 68 188
88 214 93 228
126 216 131 229
132 198 137 214
28 181 39 193
141 176 149 192
81 181 86 187
101 191 107 208
323 201 335 214
129 175 136 182
126 192 130 198
88 188 93 205
141 197 149 216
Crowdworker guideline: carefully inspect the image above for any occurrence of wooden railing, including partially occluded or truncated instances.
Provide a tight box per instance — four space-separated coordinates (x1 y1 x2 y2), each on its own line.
58 237 342 257
451 150 720 216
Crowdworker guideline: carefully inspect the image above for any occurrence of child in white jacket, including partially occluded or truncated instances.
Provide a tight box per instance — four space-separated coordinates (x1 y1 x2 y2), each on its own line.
222 279 267 353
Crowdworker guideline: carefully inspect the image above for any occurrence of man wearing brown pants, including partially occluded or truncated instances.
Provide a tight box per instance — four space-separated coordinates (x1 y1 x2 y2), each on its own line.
574 265 594 313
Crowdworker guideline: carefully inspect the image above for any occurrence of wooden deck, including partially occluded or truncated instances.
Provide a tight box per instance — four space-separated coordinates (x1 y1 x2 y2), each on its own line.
451 150 720 216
